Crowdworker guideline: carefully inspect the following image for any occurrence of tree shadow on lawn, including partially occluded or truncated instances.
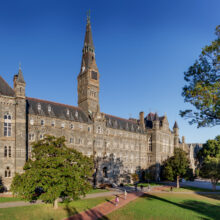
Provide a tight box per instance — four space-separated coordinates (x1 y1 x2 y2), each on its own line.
143 194 220 220
64 202 109 220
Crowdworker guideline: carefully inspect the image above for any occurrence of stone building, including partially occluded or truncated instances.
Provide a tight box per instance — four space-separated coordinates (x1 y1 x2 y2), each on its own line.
0 16 193 189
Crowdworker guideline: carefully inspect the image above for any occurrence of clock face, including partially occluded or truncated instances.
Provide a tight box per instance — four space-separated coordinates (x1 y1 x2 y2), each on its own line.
91 71 97 80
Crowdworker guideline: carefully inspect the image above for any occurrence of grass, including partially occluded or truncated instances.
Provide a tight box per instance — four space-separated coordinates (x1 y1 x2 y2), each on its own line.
126 182 163 187
87 188 109 194
0 196 112 220
105 193 220 220
0 197 22 203
162 185 220 192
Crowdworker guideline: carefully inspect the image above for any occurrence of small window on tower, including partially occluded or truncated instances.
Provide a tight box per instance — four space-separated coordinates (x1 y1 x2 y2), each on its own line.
91 71 97 80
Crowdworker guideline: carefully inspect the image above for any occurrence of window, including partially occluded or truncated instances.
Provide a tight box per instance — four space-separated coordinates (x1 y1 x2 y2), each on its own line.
4 146 7 157
103 167 108 178
148 136 153 152
88 126 91 132
41 120 45 126
70 124 74 129
5 167 11 178
4 113 12 137
8 146 11 157
29 133 35 141
40 134 44 140
61 123 65 128
48 105 51 113
51 121 55 127
70 138 73 143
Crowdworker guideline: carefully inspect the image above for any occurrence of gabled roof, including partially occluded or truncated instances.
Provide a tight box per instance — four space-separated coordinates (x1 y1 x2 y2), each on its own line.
0 76 15 97
26 97 91 124
105 113 143 133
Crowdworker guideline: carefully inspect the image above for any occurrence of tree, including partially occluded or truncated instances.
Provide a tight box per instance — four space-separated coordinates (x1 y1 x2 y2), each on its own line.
180 25 220 127
131 173 139 184
11 136 93 209
162 148 190 188
200 156 220 191
197 135 220 163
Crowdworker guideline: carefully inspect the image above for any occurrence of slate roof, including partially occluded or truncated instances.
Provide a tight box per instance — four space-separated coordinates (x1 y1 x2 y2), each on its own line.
26 97 91 124
105 113 144 133
0 76 15 97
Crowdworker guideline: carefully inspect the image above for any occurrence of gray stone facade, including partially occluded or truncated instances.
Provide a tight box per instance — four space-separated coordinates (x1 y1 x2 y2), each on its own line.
0 17 194 190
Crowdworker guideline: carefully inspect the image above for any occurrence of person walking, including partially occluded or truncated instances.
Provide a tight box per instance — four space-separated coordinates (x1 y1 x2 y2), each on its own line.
124 190 127 200
115 195 119 206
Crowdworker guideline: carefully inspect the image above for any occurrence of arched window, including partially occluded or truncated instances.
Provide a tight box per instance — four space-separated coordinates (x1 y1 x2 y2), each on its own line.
103 167 108 178
4 113 12 136
5 167 10 178
4 146 7 157
148 136 153 152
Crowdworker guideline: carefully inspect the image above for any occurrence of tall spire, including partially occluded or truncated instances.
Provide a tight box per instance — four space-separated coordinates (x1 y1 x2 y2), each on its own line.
84 10 94 50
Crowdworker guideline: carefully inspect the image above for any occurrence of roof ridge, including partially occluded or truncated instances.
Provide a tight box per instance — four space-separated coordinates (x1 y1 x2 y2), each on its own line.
26 97 82 110
104 113 138 124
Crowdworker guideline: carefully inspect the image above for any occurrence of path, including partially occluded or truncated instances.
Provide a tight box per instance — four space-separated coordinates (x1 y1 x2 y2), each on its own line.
64 192 143 220
0 190 121 209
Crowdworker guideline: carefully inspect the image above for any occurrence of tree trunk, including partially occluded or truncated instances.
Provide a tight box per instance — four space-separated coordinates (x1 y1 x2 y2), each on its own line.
176 176 180 189
53 198 59 209
212 183 216 191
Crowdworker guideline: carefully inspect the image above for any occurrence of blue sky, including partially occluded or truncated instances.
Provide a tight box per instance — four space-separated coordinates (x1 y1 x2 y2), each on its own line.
0 0 219 143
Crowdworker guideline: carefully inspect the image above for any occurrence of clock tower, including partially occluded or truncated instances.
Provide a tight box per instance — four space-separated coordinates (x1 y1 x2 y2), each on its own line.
77 14 100 114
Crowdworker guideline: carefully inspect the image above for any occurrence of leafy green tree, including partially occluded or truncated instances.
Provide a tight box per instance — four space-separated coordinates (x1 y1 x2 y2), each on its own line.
200 156 220 191
11 135 93 209
162 148 190 188
197 135 220 163
180 25 220 127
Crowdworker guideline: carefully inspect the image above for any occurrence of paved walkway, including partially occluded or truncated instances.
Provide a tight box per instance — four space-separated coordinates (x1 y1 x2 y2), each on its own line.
64 192 143 220
0 190 121 209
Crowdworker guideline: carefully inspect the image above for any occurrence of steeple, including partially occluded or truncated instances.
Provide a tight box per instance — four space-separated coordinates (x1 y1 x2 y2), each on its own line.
77 13 100 114
14 64 26 98
17 64 25 84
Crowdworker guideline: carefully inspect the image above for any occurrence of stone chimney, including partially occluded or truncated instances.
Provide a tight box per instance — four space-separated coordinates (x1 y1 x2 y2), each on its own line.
182 136 185 144
139 111 145 130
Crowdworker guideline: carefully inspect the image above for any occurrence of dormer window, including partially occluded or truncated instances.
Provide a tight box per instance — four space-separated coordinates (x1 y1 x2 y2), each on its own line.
48 105 51 113
75 111 78 118
67 109 70 116
37 103 41 111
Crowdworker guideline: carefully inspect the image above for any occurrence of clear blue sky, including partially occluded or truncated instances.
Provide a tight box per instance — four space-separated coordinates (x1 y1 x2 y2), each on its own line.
0 0 219 143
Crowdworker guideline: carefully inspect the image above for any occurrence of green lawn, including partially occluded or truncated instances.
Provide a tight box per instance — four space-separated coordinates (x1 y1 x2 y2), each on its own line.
0 197 22 203
162 185 220 192
105 193 220 220
0 196 112 220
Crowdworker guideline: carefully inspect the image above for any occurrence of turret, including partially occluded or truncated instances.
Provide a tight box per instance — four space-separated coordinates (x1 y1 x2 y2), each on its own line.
14 65 26 98
153 112 160 129
173 121 179 148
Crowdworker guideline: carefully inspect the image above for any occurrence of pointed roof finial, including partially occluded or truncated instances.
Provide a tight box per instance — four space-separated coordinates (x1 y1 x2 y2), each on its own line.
87 9 91 24
19 61 22 70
